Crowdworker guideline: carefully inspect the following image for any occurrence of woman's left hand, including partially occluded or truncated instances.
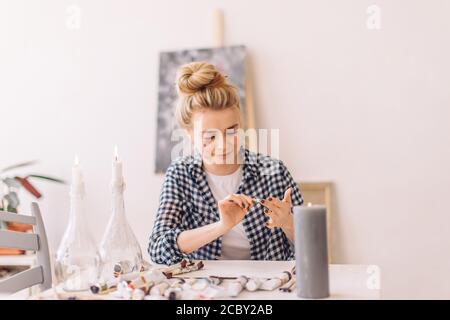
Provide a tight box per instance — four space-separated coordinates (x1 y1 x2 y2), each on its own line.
260 188 294 230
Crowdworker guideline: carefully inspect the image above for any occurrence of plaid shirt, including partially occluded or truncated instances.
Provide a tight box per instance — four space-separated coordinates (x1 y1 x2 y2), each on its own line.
148 148 303 265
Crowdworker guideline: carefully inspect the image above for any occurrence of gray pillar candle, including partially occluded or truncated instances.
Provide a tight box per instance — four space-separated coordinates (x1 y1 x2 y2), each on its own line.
293 204 330 299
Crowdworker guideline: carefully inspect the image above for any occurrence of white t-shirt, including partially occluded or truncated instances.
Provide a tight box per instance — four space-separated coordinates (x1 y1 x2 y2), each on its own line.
204 165 252 260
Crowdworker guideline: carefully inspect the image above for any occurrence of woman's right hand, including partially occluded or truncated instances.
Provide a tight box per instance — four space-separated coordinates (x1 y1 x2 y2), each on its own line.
217 194 254 232
176 194 254 255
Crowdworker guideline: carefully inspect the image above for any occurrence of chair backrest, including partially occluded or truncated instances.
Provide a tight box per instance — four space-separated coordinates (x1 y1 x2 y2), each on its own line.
297 181 333 262
0 202 52 293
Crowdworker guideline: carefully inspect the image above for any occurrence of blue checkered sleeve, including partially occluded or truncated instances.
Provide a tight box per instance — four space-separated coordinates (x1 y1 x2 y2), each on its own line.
148 164 188 265
279 160 303 260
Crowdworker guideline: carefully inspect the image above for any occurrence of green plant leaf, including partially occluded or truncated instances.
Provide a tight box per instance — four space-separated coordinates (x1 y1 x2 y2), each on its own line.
1 160 39 173
27 174 66 184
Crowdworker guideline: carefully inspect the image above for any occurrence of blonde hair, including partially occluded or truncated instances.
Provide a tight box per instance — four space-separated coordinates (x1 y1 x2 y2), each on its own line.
175 61 240 128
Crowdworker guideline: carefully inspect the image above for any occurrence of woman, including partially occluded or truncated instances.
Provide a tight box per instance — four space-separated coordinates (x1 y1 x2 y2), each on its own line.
149 61 303 265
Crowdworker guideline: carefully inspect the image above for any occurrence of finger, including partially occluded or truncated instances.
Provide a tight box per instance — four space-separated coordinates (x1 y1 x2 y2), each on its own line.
263 204 282 225
266 218 275 229
260 199 280 212
240 194 254 208
266 196 282 208
263 207 274 217
283 188 293 204
226 194 246 209
234 194 252 209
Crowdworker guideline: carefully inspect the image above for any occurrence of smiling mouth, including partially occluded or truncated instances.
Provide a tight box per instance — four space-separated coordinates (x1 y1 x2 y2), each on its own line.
217 151 233 157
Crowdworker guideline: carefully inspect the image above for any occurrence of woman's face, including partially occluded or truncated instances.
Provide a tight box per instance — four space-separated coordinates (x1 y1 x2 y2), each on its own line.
189 106 242 166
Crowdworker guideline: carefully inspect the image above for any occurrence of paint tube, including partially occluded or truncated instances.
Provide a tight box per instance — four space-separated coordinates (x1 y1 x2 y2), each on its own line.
260 271 292 291
125 268 165 284
208 276 223 286
201 284 228 299
149 281 170 296
167 278 204 300
122 286 134 300
245 278 264 291
113 260 134 276
109 281 128 299
181 278 198 291
143 269 166 284
163 279 184 299
90 282 117 294
162 260 204 278
192 278 210 291
132 288 146 300
279 278 296 292
162 278 184 298
164 287 183 300
227 276 248 297
116 279 149 299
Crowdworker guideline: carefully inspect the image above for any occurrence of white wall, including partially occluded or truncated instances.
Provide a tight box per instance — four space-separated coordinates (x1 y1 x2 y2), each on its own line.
1 0 449 299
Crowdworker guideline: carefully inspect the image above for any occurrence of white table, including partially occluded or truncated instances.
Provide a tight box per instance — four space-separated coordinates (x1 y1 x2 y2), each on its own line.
22 261 380 300
163 261 380 300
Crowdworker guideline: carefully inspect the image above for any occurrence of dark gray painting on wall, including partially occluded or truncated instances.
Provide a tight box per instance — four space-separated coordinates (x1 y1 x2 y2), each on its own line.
155 45 247 173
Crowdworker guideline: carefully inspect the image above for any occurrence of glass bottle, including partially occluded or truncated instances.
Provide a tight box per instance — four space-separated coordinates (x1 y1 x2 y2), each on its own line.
54 157 100 291
98 149 143 280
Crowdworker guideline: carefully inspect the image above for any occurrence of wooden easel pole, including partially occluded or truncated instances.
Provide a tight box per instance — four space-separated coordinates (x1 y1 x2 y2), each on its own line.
212 9 224 47
245 57 258 152
245 59 256 130
211 8 257 152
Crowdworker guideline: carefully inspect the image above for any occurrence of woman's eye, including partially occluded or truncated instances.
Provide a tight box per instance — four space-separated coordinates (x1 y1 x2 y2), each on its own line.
204 135 215 141
226 129 237 136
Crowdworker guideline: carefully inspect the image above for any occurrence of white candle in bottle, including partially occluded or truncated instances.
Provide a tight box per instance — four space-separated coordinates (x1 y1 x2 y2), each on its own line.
56 154 100 291
112 146 124 187
100 145 143 279
71 155 84 196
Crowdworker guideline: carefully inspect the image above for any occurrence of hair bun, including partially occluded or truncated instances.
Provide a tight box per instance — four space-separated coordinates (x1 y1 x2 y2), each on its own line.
176 61 226 95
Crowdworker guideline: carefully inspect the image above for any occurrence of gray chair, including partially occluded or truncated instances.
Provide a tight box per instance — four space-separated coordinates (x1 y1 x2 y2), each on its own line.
0 202 52 293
